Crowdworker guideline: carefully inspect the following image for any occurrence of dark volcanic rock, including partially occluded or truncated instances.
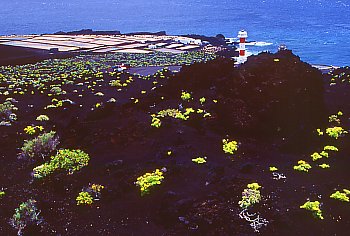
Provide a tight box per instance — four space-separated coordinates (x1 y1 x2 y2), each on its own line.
0 45 75 66
160 50 326 143
54 29 121 35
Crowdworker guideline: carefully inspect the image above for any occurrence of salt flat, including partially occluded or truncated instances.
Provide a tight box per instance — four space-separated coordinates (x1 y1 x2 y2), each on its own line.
0 34 203 54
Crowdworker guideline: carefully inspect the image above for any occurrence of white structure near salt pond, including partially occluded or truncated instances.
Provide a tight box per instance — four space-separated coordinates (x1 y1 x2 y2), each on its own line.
174 37 202 45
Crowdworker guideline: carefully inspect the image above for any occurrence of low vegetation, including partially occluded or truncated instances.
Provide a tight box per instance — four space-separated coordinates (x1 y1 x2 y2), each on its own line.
33 149 90 179
76 192 94 205
330 189 350 202
238 183 262 209
222 139 238 155
293 160 312 172
10 199 42 235
0 49 348 234
192 157 207 164
19 131 59 160
135 169 164 196
300 201 324 220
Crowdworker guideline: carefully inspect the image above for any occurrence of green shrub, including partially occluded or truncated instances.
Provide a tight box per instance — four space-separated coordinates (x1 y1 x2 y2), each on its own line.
50 86 65 95
344 189 350 195
300 201 324 220
76 192 93 205
109 80 122 87
0 100 17 125
320 151 329 158
293 160 312 172
326 126 348 139
319 164 330 169
239 183 262 209
135 169 164 196
151 117 162 128
24 125 44 135
311 152 322 161
181 91 192 101
323 145 338 152
33 149 90 178
222 139 238 155
330 190 350 202
24 126 36 135
78 183 105 204
316 128 324 136
10 199 42 235
20 131 59 159
0 100 17 119
36 115 49 121
90 184 105 198
192 157 207 164
328 111 343 124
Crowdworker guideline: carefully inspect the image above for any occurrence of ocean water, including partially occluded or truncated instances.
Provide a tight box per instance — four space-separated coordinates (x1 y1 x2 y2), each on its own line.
0 0 349 66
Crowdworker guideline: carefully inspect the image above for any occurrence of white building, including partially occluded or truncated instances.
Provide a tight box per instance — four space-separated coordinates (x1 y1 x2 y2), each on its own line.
174 37 202 45
148 44 157 49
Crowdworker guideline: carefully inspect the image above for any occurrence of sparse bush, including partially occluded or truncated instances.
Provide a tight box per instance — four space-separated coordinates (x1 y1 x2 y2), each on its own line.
192 157 207 164
50 86 65 95
19 131 59 160
24 126 36 135
0 101 16 116
151 117 162 128
181 91 192 101
0 100 18 125
316 128 324 136
328 111 343 124
319 163 330 169
109 80 122 87
239 183 262 209
90 184 105 198
10 199 42 235
24 126 44 135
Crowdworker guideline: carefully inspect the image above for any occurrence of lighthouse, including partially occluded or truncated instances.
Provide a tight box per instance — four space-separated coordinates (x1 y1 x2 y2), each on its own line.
233 30 250 64
238 30 248 57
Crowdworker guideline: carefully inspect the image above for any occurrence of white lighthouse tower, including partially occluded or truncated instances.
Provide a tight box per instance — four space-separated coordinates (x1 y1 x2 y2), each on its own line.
237 30 248 63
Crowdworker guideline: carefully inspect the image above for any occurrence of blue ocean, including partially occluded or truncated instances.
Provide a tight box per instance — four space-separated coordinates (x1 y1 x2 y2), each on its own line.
1 0 349 66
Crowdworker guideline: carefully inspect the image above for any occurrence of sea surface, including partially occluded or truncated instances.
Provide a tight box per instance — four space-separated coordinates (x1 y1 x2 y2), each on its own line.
1 0 349 66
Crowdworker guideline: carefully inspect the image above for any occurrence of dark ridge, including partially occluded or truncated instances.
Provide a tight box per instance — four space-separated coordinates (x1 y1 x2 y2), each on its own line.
53 29 167 36
53 29 121 35
124 31 167 36
158 50 326 145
